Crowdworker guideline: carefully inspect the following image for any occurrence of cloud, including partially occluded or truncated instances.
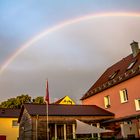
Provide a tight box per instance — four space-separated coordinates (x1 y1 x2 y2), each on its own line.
1 16 140 103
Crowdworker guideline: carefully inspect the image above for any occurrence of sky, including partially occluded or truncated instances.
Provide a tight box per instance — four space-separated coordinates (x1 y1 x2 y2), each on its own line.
0 0 140 103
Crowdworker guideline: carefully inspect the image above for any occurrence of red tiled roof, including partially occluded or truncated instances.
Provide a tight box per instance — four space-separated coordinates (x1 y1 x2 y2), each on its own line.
20 103 114 117
81 52 140 100
0 108 20 118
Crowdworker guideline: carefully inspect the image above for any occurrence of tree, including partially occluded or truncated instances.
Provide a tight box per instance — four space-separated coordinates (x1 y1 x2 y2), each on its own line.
0 94 31 109
0 94 45 109
32 96 44 104
0 98 17 108
16 94 31 107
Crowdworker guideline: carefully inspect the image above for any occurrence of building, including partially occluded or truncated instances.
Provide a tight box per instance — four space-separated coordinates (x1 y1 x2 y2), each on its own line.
81 41 140 138
18 103 114 140
0 108 20 140
54 95 75 105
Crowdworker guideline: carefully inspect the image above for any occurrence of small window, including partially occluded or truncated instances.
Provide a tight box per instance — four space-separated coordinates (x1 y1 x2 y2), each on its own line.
109 70 119 80
127 121 132 125
12 120 18 127
104 95 111 108
135 99 140 111
120 89 128 103
127 60 137 70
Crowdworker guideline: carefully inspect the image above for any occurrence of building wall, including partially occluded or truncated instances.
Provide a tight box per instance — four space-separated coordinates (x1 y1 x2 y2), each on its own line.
0 118 19 140
82 75 140 118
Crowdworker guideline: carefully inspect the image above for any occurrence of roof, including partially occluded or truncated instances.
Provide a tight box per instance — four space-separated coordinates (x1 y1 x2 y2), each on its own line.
0 108 20 118
81 52 140 100
103 113 140 124
54 96 66 104
19 103 114 120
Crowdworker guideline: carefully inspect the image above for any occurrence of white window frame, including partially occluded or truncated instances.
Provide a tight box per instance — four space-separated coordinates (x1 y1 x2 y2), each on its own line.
135 99 140 111
109 70 119 80
127 60 136 70
104 95 111 108
120 89 128 103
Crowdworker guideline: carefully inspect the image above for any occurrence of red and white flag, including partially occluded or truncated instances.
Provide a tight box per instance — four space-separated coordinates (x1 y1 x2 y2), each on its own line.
44 80 50 104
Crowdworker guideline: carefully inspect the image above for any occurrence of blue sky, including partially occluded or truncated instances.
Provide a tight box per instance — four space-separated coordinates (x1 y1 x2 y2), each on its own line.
0 0 140 103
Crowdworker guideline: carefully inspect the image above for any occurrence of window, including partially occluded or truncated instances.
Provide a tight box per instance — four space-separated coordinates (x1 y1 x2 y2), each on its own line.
109 70 119 80
135 99 140 111
104 95 111 108
120 89 128 103
12 120 18 127
127 60 137 70
127 121 132 125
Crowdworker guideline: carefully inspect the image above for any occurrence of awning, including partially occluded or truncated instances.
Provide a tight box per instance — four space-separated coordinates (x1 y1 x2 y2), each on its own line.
76 120 113 134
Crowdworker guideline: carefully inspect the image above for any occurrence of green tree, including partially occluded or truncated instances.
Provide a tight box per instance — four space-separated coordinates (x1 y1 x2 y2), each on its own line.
0 94 31 109
32 96 44 104
0 94 45 109
0 98 17 108
16 94 31 108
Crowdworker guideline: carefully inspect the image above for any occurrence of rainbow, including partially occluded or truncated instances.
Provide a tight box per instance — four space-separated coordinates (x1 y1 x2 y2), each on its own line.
0 12 140 74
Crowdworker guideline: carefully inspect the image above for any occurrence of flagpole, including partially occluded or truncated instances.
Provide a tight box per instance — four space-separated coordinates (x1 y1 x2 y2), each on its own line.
45 80 50 140
46 100 49 140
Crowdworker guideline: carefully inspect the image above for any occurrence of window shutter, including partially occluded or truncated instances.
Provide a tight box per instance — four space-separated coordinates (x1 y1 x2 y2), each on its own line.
125 89 128 101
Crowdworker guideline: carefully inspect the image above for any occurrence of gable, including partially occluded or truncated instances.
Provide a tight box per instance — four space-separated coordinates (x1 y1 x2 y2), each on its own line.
59 96 75 105
54 96 75 105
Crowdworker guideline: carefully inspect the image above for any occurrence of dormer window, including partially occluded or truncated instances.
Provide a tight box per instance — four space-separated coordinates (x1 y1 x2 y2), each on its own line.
127 60 137 70
109 70 119 80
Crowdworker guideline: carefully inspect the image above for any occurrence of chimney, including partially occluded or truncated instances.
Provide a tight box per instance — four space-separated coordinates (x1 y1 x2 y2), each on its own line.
130 41 140 57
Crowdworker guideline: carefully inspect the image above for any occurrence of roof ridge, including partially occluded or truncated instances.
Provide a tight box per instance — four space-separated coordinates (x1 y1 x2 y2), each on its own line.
81 52 140 100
